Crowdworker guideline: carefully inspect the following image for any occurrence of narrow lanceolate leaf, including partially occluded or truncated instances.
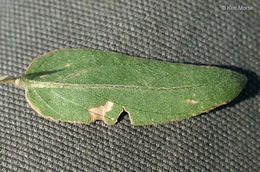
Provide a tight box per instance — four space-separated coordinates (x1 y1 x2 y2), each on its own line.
0 49 247 125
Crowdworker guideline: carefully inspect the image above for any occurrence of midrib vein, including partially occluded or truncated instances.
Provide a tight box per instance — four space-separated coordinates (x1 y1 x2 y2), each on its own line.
21 79 207 91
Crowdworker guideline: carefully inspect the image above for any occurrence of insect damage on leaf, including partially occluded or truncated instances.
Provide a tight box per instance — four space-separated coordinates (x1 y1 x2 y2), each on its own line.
88 101 114 123
0 49 247 125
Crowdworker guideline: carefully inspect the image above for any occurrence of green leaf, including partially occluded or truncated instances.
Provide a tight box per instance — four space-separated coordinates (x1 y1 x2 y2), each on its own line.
0 49 247 125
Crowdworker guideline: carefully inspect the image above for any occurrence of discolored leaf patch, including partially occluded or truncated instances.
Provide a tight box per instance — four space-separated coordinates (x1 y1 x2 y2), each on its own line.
88 101 114 123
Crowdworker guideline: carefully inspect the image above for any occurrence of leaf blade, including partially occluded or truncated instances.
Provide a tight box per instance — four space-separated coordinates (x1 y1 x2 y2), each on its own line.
8 49 247 125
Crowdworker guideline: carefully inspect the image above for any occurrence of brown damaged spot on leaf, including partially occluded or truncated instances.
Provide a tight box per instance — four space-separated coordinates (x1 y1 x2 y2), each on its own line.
88 101 114 123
